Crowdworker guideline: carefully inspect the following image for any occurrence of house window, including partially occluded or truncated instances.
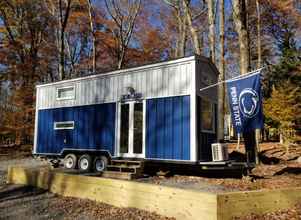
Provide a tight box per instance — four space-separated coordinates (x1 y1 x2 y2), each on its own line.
56 86 75 100
54 121 75 130
201 99 215 133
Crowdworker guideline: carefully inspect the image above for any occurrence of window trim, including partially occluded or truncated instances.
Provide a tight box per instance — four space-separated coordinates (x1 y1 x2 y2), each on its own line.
56 85 75 101
54 121 75 130
200 98 216 133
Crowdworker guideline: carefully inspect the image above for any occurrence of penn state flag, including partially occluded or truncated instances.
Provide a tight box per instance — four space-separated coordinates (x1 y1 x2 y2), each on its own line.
227 70 263 134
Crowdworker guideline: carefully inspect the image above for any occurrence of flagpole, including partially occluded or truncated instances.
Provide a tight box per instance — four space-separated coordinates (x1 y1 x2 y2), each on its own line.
199 67 264 92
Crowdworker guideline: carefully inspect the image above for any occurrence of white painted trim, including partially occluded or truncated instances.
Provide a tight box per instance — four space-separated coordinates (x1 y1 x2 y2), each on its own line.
56 85 75 101
117 101 145 159
114 102 119 157
36 56 196 88
128 102 134 155
33 90 39 154
142 99 146 158
53 121 75 130
190 60 197 162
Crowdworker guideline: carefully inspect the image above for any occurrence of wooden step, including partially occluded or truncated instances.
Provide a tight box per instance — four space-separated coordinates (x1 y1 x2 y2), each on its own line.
111 160 144 167
106 165 137 173
101 171 135 180
107 164 141 168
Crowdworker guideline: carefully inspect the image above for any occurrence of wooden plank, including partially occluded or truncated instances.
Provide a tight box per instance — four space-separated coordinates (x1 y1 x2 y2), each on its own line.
217 187 301 220
8 167 301 220
7 167 218 220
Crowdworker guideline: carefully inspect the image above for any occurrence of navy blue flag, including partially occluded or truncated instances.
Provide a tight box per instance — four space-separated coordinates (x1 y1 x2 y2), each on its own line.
227 70 263 134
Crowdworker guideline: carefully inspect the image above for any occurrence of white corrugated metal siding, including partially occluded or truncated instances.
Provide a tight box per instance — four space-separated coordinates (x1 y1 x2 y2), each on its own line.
36 57 195 110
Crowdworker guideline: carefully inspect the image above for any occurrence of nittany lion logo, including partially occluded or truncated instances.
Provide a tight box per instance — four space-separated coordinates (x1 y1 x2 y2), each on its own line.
238 88 259 118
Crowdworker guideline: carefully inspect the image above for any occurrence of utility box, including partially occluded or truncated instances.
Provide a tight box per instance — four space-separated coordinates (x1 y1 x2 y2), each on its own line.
211 143 229 161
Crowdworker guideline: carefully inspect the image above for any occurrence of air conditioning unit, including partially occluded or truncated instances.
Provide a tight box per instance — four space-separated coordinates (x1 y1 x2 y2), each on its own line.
211 143 229 161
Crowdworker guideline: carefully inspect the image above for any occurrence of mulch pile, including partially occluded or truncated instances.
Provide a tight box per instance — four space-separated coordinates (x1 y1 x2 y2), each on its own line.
49 196 175 220
234 203 301 220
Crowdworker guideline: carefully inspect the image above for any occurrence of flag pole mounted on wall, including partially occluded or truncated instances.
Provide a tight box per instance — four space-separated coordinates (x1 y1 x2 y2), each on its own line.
199 67 264 92
200 67 265 164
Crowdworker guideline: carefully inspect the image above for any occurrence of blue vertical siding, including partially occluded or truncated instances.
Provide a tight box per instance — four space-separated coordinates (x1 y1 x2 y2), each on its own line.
182 96 191 160
165 97 173 159
173 98 182 159
146 99 157 158
37 103 116 155
146 96 190 160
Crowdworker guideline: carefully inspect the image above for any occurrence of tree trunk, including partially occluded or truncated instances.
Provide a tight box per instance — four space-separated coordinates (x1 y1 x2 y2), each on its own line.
58 0 72 80
232 0 250 74
207 0 215 62
183 0 202 55
58 12 64 79
217 0 225 141
233 0 259 164
176 14 187 57
255 0 262 159
58 0 65 80
87 0 96 74
117 49 125 69
256 0 261 68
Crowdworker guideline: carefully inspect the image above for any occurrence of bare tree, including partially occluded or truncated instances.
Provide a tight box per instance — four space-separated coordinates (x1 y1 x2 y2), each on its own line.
58 0 73 80
86 0 96 73
105 0 141 69
44 0 73 80
207 0 215 62
164 0 187 57
175 5 187 57
217 0 225 141
256 0 261 68
164 0 206 57
232 0 250 74
255 0 262 157
183 0 202 55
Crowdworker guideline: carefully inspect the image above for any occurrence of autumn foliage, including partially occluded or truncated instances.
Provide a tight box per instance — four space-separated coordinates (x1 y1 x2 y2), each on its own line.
0 0 300 145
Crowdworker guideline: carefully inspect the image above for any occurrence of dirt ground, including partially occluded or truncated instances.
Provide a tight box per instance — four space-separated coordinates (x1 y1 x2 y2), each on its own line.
138 142 301 192
0 143 301 220
0 146 173 220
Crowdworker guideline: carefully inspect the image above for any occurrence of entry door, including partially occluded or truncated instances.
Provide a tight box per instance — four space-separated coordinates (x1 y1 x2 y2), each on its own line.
119 101 144 158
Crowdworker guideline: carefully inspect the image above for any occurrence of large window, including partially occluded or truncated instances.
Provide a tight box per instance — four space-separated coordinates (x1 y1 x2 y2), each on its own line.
54 121 75 130
56 86 75 100
201 99 215 132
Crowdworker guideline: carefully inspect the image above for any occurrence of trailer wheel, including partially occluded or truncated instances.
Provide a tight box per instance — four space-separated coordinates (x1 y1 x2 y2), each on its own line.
78 154 92 172
64 154 77 169
93 156 108 172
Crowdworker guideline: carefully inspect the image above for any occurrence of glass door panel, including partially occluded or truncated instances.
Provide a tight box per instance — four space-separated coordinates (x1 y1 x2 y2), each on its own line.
133 103 143 154
120 104 129 153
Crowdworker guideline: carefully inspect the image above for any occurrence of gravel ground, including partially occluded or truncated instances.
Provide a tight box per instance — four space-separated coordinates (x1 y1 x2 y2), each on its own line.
1 144 301 220
0 156 173 220
137 175 234 193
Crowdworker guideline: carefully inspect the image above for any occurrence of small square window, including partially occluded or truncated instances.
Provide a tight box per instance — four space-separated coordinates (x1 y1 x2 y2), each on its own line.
56 86 75 100
201 99 215 133
54 121 75 130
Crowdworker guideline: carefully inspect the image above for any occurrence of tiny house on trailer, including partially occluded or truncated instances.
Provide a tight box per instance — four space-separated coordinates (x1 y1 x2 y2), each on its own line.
33 55 221 172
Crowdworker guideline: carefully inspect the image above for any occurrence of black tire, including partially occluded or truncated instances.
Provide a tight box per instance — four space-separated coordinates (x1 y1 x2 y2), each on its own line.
93 156 108 172
78 154 92 172
63 154 77 169
50 159 60 168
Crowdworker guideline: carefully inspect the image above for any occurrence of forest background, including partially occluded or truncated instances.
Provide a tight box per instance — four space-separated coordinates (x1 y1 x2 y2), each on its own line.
0 0 300 146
